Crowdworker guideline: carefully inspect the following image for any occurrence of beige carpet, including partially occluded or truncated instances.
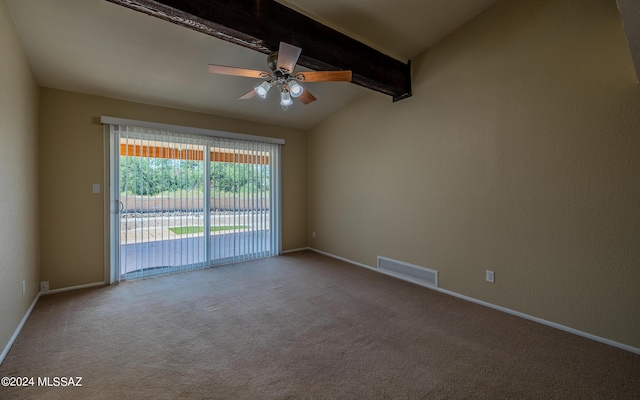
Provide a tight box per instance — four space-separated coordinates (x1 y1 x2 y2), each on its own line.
1 251 638 399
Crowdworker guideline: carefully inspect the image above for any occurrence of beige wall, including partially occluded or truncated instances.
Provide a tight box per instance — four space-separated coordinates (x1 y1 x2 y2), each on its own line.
39 88 307 290
308 0 640 349
0 1 40 354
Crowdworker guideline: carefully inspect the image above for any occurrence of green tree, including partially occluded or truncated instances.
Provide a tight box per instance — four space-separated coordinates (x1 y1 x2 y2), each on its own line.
120 157 204 196
120 157 269 196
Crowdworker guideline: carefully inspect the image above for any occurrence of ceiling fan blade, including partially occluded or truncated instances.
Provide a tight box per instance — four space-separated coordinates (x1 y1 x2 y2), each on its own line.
238 89 257 100
296 70 353 82
208 64 270 79
297 89 317 105
276 42 302 73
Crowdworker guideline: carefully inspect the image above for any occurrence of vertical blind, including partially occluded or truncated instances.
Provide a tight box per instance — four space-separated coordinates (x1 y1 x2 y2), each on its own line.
107 120 282 281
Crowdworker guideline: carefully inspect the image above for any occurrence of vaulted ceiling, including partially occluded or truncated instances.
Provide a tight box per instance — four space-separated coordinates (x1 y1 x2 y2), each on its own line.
6 0 500 129
6 0 639 130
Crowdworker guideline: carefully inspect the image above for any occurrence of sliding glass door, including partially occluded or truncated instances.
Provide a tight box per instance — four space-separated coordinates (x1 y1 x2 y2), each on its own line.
118 133 207 279
106 120 282 282
207 140 273 265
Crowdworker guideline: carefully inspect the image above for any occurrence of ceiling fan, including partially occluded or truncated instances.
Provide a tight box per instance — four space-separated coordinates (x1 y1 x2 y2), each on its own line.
208 42 353 110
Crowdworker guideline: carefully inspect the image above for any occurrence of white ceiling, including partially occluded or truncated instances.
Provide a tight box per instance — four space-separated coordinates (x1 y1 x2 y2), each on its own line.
7 0 498 130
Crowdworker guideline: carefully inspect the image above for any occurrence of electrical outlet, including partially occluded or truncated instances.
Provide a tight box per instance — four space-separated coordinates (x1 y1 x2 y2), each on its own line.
92 183 100 194
486 270 495 283
40 281 49 292
22 280 26 295
312 230 316 238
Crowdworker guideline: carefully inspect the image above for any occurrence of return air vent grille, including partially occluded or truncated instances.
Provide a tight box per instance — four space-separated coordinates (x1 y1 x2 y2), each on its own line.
377 256 438 288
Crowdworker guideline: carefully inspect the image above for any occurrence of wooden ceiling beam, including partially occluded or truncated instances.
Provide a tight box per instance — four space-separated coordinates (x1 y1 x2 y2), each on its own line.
105 0 412 101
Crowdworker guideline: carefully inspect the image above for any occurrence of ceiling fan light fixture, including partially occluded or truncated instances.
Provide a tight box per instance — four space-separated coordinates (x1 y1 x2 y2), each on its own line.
288 80 304 98
254 81 271 99
280 89 293 110
208 42 352 110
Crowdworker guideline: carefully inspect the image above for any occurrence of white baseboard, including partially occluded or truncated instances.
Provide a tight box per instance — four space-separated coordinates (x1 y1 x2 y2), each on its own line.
310 248 373 269
281 247 311 254
309 248 640 356
40 281 106 296
0 293 41 366
1 281 107 365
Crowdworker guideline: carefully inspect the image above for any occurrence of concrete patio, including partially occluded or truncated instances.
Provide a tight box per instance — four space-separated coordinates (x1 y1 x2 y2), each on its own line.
119 211 271 279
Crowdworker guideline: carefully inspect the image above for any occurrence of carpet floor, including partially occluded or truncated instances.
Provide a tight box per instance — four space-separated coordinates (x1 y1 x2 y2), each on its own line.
1 251 638 399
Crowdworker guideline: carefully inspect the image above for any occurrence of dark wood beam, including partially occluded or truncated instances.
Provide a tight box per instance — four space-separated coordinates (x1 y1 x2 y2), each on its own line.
105 0 412 101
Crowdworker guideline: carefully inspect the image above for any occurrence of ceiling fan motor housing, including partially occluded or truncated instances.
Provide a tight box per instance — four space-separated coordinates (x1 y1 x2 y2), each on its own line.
267 52 280 73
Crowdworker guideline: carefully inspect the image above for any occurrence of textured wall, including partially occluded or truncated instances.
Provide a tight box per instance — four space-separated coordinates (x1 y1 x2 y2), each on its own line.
616 0 640 81
39 88 307 289
0 1 40 356
308 0 640 349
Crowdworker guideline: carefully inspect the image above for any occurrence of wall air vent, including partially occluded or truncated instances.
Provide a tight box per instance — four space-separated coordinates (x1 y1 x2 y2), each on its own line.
377 256 438 288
